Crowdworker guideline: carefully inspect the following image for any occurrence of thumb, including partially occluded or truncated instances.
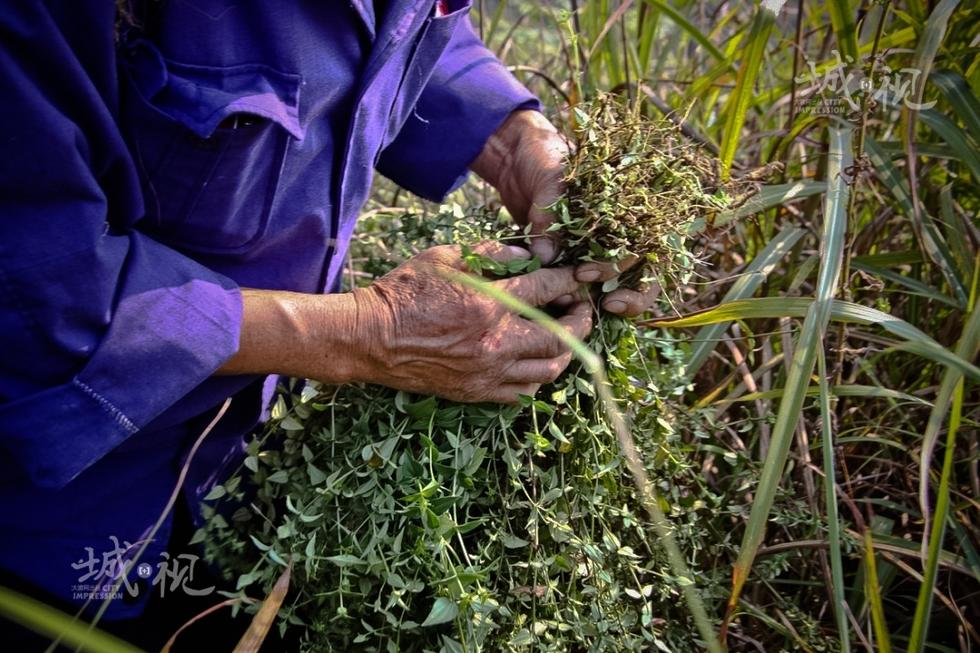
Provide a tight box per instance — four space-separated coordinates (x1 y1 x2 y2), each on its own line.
527 200 560 264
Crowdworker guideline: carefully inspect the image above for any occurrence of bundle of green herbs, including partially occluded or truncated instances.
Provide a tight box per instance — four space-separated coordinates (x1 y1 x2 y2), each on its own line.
551 94 765 290
199 99 794 652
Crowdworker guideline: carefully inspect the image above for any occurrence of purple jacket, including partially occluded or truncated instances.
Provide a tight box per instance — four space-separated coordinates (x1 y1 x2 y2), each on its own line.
0 0 537 618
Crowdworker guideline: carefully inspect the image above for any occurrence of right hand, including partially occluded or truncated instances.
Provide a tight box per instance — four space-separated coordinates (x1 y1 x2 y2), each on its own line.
351 242 592 403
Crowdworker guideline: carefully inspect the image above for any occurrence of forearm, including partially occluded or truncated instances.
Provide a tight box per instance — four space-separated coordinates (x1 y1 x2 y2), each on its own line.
217 288 366 384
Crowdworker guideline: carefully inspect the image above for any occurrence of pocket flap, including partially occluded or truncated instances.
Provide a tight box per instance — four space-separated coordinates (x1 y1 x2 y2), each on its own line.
123 40 304 140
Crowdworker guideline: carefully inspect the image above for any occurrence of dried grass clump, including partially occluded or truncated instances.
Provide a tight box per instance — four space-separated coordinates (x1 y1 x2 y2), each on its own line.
553 95 766 288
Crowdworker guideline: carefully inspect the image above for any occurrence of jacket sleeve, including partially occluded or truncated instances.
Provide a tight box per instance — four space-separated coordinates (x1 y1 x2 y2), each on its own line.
375 14 541 201
0 3 242 489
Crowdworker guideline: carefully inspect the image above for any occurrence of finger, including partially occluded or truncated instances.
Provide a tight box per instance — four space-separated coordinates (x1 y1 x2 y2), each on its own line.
602 287 657 317
527 203 560 264
550 293 576 308
495 266 582 306
507 301 591 359
509 321 567 359
503 355 571 384
575 255 640 283
487 383 541 405
525 141 568 265
470 240 532 263
422 242 530 270
556 301 593 341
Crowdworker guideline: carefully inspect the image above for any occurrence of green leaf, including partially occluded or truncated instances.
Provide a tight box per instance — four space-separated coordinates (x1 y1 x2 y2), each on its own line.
267 470 290 484
421 597 458 627
307 462 327 485
639 0 732 68
909 291 980 653
325 554 365 567
203 484 226 501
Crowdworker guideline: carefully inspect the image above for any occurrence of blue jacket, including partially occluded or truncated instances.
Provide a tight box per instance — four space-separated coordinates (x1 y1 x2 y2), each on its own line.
0 0 536 618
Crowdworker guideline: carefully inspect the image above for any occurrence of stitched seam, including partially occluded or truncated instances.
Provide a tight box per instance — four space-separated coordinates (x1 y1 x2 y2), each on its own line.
73 378 140 434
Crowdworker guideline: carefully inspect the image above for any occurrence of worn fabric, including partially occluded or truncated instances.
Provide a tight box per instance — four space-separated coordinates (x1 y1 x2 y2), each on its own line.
0 0 537 619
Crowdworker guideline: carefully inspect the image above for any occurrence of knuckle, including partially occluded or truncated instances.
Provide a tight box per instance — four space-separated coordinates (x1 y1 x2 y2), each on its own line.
546 337 567 358
547 360 564 380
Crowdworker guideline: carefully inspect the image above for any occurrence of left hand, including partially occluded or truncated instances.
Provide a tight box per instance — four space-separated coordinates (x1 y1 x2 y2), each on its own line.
471 110 660 317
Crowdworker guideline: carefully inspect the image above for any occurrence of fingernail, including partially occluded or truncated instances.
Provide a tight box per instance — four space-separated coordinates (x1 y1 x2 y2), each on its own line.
554 293 574 305
507 245 531 259
605 300 627 314
577 267 601 282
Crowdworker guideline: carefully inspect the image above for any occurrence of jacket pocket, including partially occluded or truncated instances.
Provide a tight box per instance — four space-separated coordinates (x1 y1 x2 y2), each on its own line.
120 40 304 254
382 0 472 149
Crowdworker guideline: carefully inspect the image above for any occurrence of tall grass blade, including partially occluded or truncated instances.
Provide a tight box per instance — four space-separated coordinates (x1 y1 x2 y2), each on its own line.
931 70 980 144
827 0 859 65
908 378 966 653
939 184 973 281
851 260 960 308
233 565 291 653
862 530 894 653
655 298 980 380
866 137 968 306
721 126 851 639
649 297 936 344
909 261 980 652
725 384 931 406
686 225 805 377
907 0 961 114
718 1 784 179
918 108 980 180
712 180 825 227
636 2 661 79
639 0 731 68
483 0 510 49
817 347 851 652
0 587 142 653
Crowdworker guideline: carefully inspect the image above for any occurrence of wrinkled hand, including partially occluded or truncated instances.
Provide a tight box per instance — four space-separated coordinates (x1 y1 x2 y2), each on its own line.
471 110 659 317
471 110 567 264
352 242 592 403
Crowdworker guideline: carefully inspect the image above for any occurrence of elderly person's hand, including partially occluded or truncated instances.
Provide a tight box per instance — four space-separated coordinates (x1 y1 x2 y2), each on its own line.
471 110 659 317
351 242 591 403
221 242 591 404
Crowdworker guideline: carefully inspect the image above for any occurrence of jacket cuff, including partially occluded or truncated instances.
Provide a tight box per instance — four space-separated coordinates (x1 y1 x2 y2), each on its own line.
0 236 242 489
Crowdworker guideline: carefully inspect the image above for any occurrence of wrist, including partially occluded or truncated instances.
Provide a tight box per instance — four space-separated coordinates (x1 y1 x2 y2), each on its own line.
218 289 370 386
346 286 395 385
